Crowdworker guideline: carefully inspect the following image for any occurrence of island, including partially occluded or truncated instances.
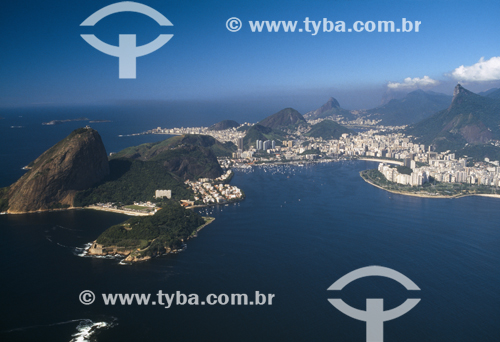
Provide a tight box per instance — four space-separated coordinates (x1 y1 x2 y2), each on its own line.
87 202 214 263
42 117 89 125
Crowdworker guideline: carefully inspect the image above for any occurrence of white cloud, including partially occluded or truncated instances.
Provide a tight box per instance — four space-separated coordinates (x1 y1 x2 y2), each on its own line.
387 76 439 90
451 56 500 82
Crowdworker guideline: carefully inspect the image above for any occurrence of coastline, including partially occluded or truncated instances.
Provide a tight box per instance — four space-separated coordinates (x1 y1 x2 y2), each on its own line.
360 171 500 199
86 205 154 216
356 157 404 166
86 216 216 263
3 205 153 216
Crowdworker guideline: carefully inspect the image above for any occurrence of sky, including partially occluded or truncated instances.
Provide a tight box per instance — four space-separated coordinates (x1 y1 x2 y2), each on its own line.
1 0 500 111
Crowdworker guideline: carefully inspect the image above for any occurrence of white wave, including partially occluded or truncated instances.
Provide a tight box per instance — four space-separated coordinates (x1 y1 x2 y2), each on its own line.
70 319 115 342
5 317 116 341
73 243 93 257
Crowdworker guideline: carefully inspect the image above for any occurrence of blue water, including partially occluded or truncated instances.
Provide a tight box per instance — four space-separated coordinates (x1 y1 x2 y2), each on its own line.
1 108 500 341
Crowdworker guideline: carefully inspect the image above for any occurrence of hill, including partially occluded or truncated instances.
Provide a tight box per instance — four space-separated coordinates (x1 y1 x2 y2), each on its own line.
305 120 354 140
89 201 209 262
75 135 225 206
304 97 355 121
485 88 500 99
258 108 307 131
405 84 500 152
3 127 109 213
478 88 499 97
112 134 236 158
208 120 240 131
364 90 452 126
242 124 285 150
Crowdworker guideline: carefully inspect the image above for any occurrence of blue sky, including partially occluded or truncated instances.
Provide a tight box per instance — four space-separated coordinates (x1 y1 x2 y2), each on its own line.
1 0 500 109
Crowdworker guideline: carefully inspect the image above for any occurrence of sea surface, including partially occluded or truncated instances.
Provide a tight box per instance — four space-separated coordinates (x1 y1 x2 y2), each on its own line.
1 107 500 341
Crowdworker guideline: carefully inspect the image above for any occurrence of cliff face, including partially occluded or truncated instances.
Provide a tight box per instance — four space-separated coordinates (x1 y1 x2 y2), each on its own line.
7 127 109 213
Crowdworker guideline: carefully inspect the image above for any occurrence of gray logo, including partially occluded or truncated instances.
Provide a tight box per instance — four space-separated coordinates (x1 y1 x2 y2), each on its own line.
80 1 173 79
328 266 420 342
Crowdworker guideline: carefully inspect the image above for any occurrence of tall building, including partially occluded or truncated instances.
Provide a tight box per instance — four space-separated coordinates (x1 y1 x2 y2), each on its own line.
263 140 270 150
271 140 275 149
256 140 263 150
237 137 244 151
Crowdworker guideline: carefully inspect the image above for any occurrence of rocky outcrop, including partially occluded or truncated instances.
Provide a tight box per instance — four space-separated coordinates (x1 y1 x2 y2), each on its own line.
7 127 109 213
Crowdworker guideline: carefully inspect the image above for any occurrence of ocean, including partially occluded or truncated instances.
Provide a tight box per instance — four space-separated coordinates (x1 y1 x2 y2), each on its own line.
1 106 500 341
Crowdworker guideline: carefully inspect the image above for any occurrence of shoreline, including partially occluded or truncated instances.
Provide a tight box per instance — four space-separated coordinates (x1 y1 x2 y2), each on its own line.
86 217 216 263
360 171 500 199
3 205 153 216
86 205 154 216
356 157 404 166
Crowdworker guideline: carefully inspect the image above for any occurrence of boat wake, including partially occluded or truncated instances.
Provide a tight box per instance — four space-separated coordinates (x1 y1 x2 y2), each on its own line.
3 317 117 342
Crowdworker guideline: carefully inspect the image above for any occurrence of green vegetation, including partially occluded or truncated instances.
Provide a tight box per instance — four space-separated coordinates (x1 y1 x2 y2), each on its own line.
74 158 193 206
457 144 500 162
48 203 70 210
361 169 500 197
243 124 285 150
305 120 353 140
0 187 9 212
258 108 307 131
75 135 228 206
96 202 206 257
396 165 412 175
112 134 235 159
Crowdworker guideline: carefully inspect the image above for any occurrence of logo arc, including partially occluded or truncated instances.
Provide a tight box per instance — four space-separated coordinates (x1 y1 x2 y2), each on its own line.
328 266 420 342
80 1 172 26
80 1 173 79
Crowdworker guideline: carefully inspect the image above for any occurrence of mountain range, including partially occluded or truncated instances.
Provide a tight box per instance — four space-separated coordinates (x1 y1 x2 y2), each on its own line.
362 89 453 126
405 84 500 152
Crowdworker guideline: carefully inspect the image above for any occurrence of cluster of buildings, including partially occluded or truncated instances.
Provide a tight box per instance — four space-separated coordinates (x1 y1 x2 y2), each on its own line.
378 164 429 187
186 170 243 204
147 119 500 189
150 126 245 147
378 152 500 187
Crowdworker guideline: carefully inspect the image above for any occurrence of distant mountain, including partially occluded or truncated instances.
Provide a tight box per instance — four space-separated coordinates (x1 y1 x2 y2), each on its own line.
478 88 499 97
304 97 354 120
405 84 500 152
243 124 285 150
485 88 500 99
258 108 307 131
3 127 109 213
305 120 353 140
365 90 452 126
208 120 240 131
